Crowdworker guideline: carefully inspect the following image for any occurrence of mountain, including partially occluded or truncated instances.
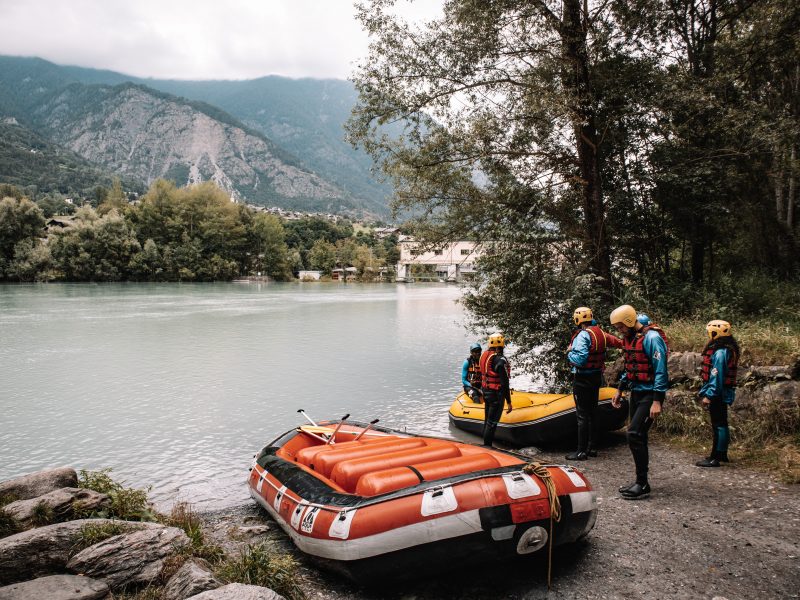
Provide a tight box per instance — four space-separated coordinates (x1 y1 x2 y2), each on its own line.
0 56 392 215
0 117 143 195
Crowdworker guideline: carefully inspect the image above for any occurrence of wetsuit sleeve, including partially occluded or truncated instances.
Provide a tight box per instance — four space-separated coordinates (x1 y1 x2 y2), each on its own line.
495 355 512 404
604 332 624 349
567 330 590 367
644 331 669 400
699 348 727 399
461 359 471 389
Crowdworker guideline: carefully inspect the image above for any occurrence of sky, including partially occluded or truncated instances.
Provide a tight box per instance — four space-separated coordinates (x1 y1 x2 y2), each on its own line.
0 0 442 81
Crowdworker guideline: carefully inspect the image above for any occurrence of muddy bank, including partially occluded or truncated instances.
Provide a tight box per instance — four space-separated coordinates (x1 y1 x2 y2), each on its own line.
207 437 799 600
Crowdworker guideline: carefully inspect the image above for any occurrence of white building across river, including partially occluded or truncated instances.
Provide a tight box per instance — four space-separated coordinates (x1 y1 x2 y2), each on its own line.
395 236 482 282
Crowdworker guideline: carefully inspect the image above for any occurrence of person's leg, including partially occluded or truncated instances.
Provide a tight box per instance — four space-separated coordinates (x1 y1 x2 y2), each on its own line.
698 398 728 466
482 393 503 446
568 374 592 459
586 371 601 456
621 391 653 498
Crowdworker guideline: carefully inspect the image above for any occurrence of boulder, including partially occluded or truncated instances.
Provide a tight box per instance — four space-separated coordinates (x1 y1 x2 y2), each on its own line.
163 558 222 600
67 526 189 590
188 583 286 600
739 365 796 382
0 574 109 600
0 519 159 585
0 468 78 503
4 488 110 526
667 352 702 383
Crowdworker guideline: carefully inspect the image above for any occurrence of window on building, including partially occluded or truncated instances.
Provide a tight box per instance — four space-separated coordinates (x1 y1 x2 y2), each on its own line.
461 249 471 255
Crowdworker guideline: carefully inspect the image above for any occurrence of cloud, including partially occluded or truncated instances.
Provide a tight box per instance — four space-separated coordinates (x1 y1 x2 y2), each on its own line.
0 0 442 80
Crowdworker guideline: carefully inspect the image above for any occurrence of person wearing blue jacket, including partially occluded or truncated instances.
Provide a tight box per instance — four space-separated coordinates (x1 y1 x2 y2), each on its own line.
610 304 670 500
566 307 622 460
461 342 483 402
696 320 739 467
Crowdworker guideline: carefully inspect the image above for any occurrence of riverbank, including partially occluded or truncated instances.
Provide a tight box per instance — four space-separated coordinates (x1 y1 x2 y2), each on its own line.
2 443 798 600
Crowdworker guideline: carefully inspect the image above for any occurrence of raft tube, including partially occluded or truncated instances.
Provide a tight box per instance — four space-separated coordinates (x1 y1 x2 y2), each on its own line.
448 387 628 447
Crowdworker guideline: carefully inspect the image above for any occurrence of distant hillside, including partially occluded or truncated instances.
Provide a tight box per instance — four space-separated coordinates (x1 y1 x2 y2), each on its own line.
0 119 143 196
0 56 393 216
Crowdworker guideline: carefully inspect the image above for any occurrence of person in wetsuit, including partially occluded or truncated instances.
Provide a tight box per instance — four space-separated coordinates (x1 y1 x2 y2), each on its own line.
479 333 512 447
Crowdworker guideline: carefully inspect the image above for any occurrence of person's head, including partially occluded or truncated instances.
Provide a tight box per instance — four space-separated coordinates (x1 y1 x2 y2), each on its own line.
610 304 639 336
706 319 732 341
637 313 651 327
573 306 593 328
488 332 505 353
470 342 482 357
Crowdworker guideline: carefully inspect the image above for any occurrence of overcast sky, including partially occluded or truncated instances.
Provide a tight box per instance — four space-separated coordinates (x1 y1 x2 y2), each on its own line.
0 0 442 81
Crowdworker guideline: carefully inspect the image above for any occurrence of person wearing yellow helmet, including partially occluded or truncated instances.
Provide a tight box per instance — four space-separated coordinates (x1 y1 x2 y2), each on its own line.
478 333 512 447
696 320 740 467
566 306 622 461
609 304 670 500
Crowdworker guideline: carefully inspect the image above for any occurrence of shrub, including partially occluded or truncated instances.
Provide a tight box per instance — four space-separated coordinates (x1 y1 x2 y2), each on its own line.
30 501 55 526
77 469 155 521
159 502 223 564
71 521 132 555
0 508 20 539
216 542 305 600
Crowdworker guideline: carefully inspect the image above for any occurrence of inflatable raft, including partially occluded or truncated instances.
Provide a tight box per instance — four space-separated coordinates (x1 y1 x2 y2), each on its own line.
248 418 597 582
448 387 627 447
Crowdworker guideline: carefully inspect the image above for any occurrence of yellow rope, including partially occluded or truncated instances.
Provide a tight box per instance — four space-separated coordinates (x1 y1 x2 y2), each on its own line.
523 461 561 588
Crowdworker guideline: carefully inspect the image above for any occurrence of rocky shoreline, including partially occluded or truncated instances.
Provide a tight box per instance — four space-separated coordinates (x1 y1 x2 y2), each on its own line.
0 467 285 599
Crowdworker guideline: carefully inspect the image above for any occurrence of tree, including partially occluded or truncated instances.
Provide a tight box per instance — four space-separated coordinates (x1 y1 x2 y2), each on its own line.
248 212 291 280
0 195 46 279
308 239 336 274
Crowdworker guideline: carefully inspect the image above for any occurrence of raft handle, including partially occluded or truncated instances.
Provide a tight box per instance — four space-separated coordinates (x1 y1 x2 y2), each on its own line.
431 486 444 498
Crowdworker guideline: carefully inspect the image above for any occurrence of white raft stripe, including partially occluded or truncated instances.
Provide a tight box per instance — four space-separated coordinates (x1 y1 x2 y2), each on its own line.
569 491 596 514
251 488 483 561
559 466 587 488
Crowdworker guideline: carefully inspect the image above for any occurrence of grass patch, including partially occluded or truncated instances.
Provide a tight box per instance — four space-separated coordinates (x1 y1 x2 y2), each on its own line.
664 318 800 366
30 500 55 526
78 469 156 521
0 507 21 539
655 390 800 483
159 502 224 564
0 494 18 508
216 542 305 600
70 521 132 556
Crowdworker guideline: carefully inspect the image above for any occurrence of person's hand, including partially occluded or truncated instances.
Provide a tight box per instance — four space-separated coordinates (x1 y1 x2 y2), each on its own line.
701 396 710 410
650 400 662 419
506 403 512 414
611 390 622 409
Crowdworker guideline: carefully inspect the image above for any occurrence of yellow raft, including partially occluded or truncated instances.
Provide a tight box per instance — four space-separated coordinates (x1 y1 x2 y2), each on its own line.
448 387 627 446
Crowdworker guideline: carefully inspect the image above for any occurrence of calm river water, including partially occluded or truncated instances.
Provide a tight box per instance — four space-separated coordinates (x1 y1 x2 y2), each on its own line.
0 282 523 509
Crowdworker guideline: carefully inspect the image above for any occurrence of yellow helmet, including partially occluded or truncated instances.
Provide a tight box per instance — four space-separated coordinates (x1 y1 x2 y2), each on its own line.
488 333 505 348
573 307 593 326
706 320 732 340
610 305 638 328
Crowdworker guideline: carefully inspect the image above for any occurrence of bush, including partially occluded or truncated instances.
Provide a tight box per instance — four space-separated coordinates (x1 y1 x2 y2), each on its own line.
78 469 155 521
216 542 305 600
0 508 20 539
71 521 132 555
159 502 223 564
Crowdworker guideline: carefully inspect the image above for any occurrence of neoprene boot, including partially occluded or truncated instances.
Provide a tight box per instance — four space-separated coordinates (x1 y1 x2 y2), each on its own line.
620 482 650 499
565 451 588 461
695 456 721 467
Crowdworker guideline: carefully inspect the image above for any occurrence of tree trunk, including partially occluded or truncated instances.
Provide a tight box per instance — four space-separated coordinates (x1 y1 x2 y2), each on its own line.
774 148 785 221
788 143 796 228
561 0 612 289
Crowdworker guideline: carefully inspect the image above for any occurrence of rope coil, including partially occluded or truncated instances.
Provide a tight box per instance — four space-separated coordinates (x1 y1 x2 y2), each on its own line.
522 461 561 588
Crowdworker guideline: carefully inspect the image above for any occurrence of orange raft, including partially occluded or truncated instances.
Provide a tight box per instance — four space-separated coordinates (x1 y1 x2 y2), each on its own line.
248 419 598 581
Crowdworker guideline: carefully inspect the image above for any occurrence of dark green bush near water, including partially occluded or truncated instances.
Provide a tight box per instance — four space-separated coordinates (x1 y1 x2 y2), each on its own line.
77 468 155 521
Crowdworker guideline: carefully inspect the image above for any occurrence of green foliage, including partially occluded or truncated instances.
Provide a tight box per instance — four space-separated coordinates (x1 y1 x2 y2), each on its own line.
216 542 305 600
77 469 155 521
30 501 55 526
70 521 132 555
0 508 20 539
159 502 223 564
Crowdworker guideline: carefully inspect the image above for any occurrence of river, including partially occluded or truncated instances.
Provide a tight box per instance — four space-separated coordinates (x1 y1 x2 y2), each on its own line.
0 282 502 509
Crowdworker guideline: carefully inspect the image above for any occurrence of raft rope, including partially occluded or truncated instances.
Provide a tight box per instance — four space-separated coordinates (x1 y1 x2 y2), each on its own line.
522 461 561 589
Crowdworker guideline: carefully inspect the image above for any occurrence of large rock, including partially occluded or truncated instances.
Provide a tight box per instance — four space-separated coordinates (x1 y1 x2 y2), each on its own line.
188 583 286 600
0 468 77 503
0 519 159 585
163 558 222 600
0 574 109 600
67 526 189 590
667 352 702 383
4 488 110 526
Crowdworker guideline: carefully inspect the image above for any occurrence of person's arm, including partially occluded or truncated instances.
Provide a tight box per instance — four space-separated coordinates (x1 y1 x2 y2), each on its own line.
567 330 590 367
461 359 471 391
645 331 669 417
495 356 513 411
700 348 727 402
604 332 624 349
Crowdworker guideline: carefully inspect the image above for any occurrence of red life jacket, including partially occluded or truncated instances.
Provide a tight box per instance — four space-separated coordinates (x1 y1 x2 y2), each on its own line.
570 325 609 371
466 356 482 387
623 325 669 383
700 343 738 388
479 349 511 391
